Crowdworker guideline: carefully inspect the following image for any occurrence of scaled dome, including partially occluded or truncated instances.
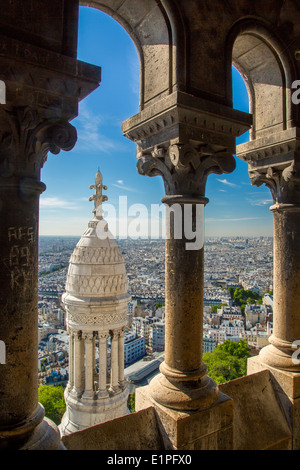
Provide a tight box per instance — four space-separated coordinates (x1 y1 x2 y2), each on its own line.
63 170 129 305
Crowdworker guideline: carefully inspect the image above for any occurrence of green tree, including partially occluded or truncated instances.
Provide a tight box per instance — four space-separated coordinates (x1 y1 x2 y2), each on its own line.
128 392 135 413
219 339 251 359
203 340 251 385
228 287 234 298
38 385 66 425
233 288 261 310
211 305 222 313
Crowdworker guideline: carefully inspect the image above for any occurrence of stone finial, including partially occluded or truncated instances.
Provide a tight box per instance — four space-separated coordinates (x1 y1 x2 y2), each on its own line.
89 169 108 218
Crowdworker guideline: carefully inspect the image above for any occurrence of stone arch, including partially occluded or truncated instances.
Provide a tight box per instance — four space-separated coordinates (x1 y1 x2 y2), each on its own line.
227 19 296 141
80 0 184 110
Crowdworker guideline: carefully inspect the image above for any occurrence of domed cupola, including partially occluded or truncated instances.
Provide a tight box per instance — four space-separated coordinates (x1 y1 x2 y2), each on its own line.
60 170 130 436
64 170 128 302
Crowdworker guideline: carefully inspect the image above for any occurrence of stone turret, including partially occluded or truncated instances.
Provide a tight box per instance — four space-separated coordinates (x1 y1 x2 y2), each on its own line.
59 170 130 436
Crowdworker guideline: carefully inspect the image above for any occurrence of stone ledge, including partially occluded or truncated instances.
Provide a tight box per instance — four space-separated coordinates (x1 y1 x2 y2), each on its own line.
61 407 164 450
136 386 233 450
219 369 292 450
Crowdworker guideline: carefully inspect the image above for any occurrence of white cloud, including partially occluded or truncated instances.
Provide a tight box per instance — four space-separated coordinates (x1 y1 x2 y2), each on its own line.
73 102 121 154
217 178 239 188
247 197 273 207
40 197 78 210
112 183 140 193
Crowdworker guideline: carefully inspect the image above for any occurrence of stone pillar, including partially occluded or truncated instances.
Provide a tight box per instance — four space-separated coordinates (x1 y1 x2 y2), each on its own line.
98 332 109 397
73 331 84 397
239 146 300 371
137 147 222 412
0 107 77 449
110 331 119 392
92 334 96 380
154 196 218 410
134 145 237 448
82 333 95 399
118 328 125 389
0 10 100 448
237 130 300 449
122 92 252 449
260 202 300 370
67 329 75 392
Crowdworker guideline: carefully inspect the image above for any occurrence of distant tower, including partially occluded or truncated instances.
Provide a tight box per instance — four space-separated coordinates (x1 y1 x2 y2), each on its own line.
59 170 130 436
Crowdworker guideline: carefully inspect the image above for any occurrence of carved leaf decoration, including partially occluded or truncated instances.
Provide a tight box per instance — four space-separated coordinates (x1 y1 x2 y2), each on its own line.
49 123 77 154
137 154 176 194
212 152 236 174
0 131 13 151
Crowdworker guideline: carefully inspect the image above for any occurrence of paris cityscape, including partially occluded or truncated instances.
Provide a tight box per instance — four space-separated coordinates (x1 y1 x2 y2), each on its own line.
38 235 273 391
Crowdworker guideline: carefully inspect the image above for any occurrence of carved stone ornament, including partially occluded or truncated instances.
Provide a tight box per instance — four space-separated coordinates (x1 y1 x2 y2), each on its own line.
67 310 127 327
249 162 300 206
137 142 236 197
0 106 77 181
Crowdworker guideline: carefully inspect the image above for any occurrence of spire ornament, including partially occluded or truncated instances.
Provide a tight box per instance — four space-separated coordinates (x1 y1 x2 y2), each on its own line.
89 170 108 218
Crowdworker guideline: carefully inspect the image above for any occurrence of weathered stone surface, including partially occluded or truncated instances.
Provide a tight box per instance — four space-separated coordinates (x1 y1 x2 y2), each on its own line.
0 107 78 449
136 387 233 450
248 357 300 449
219 370 292 450
62 407 164 450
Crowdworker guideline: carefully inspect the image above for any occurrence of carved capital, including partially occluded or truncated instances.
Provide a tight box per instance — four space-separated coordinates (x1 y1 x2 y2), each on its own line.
116 327 126 338
237 128 300 207
137 142 236 197
124 92 251 198
0 106 77 182
75 330 82 341
249 162 300 206
98 331 109 341
82 332 94 342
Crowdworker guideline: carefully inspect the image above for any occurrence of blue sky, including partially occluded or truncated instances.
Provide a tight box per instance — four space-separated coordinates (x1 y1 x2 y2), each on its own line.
39 6 273 238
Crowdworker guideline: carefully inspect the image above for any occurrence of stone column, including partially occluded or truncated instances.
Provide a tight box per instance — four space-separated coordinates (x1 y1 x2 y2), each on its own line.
137 145 222 411
118 328 126 389
0 108 77 450
82 332 95 399
67 329 75 391
160 197 212 407
240 148 300 371
0 13 100 447
98 332 109 397
261 201 300 370
73 330 84 397
92 334 96 380
110 330 119 392
123 92 252 449
237 131 300 449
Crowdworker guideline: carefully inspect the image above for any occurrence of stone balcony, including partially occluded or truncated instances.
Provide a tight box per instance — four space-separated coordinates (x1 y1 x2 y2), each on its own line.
61 368 294 450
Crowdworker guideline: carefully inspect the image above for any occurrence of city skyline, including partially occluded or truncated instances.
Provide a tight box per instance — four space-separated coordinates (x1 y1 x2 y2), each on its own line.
39 6 274 239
